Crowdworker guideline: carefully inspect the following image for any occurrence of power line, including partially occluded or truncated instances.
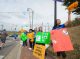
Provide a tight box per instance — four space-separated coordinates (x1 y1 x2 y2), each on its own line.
0 12 28 13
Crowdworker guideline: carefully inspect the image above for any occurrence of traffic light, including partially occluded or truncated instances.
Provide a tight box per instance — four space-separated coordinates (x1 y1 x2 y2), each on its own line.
67 1 78 11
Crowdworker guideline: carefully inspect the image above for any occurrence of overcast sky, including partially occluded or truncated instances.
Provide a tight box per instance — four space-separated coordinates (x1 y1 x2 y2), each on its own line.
0 0 76 30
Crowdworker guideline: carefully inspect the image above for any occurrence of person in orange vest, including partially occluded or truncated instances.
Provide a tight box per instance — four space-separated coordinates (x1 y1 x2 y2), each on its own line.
27 29 34 50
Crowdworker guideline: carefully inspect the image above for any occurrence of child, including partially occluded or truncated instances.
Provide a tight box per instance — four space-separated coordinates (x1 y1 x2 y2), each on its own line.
52 19 71 59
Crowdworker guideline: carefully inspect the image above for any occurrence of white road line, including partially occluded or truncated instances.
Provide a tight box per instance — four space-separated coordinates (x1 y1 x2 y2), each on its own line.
0 55 4 59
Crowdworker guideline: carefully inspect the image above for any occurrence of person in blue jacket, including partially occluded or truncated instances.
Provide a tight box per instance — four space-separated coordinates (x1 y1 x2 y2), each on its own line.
52 19 71 59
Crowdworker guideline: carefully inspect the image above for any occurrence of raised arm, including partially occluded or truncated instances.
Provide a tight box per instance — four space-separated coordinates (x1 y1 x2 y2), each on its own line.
65 11 71 26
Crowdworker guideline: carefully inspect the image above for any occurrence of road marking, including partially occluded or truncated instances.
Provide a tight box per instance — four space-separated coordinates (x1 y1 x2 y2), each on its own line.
0 55 4 59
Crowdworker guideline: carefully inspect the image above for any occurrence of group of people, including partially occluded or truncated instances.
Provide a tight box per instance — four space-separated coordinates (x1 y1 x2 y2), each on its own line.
0 29 8 50
19 27 43 50
19 18 72 59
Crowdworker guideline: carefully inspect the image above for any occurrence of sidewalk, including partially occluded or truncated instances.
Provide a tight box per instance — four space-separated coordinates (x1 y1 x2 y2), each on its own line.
3 41 55 59
20 47 37 59
20 46 55 59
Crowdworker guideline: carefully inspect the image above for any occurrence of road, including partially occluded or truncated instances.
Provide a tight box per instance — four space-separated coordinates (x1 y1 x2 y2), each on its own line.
0 37 18 59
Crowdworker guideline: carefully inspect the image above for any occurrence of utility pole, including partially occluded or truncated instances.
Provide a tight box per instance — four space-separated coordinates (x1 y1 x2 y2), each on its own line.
42 22 43 31
27 8 34 29
54 0 57 26
45 26 46 32
47 23 49 31
1 25 4 30
32 11 34 29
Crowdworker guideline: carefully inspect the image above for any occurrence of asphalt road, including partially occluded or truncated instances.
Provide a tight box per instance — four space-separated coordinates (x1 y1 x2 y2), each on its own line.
0 37 18 59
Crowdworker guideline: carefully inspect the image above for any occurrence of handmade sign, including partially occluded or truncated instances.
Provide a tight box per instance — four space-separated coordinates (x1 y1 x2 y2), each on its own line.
33 44 45 59
42 32 51 44
20 33 27 42
51 28 74 52
67 1 78 11
36 32 42 43
27 32 34 42
35 32 51 44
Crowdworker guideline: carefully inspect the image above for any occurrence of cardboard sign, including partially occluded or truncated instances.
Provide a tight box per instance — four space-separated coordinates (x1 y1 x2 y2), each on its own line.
36 32 42 43
51 28 74 52
33 44 45 59
67 1 78 11
20 33 27 42
42 32 51 44
36 32 51 44
27 32 34 42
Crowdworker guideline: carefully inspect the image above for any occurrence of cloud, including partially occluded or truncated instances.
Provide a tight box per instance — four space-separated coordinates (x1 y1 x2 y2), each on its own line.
0 0 76 30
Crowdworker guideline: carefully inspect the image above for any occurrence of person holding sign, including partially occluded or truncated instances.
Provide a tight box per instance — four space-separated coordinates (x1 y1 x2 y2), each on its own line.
51 18 73 59
27 29 34 50
34 26 51 59
20 30 28 47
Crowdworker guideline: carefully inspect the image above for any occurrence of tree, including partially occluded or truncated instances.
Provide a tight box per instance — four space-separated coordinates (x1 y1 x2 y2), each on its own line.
67 18 80 27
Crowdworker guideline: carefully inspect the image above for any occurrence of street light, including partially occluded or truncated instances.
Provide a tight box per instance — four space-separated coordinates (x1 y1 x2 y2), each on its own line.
27 8 34 29
1 24 4 30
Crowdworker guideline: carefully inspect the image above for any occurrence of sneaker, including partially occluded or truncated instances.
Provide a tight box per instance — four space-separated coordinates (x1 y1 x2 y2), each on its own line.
29 48 32 50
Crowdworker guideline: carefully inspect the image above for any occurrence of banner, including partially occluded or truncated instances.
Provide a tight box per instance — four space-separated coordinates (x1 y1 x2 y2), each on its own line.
51 28 74 52
36 32 51 44
33 44 45 59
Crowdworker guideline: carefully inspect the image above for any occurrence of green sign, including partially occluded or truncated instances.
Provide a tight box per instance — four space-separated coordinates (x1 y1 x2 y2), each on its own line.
36 32 51 44
20 33 27 42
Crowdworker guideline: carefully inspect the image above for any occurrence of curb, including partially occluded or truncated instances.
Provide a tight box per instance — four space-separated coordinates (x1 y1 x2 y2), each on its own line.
17 43 22 59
